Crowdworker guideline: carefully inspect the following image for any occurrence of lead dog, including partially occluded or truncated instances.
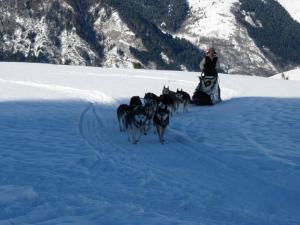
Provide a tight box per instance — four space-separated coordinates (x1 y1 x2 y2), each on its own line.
153 104 170 144
127 105 148 144
117 104 132 132
143 102 156 135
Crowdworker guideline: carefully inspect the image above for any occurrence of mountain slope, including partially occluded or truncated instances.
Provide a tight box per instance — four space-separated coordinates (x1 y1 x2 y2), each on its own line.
277 0 300 23
236 0 300 70
0 0 202 71
1 0 300 75
177 0 278 76
0 62 300 224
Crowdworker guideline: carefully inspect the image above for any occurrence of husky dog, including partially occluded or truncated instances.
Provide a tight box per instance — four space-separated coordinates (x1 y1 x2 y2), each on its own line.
162 86 180 115
162 86 177 96
176 89 191 112
153 105 170 144
143 102 156 134
159 92 178 116
144 92 160 105
117 104 132 132
127 106 148 144
130 96 143 107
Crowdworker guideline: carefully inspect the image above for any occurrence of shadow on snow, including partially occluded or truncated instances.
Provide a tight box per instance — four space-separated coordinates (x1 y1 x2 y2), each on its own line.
0 97 300 225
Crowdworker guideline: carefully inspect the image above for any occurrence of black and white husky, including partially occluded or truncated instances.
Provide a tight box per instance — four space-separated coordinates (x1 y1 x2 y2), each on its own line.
144 92 160 105
143 102 156 134
130 96 143 107
127 106 148 144
117 104 132 132
162 86 180 115
176 89 191 112
153 105 170 144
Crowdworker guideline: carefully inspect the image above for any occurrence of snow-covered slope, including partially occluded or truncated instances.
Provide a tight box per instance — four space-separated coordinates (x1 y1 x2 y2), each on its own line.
2 0 300 76
277 0 300 23
178 0 278 76
0 62 300 224
91 5 144 69
0 1 140 69
272 68 300 80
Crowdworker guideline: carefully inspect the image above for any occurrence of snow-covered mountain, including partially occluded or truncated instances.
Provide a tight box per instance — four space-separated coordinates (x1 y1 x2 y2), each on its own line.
1 0 300 75
0 62 300 224
179 0 300 75
178 0 278 75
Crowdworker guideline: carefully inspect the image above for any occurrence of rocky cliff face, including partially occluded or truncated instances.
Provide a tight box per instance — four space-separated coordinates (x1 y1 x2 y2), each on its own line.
178 0 278 76
1 0 300 76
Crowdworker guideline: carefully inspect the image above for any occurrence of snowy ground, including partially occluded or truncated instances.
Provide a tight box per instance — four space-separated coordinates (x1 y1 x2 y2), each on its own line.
272 68 300 81
0 62 300 225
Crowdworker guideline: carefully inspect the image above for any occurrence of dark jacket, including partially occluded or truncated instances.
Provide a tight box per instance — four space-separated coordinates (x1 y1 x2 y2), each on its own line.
200 56 220 76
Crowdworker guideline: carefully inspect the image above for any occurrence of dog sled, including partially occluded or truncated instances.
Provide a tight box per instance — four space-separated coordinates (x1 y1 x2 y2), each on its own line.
192 74 221 106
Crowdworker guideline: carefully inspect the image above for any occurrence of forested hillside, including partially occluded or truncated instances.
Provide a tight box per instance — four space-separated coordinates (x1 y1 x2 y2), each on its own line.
106 0 204 70
235 0 300 69
1 0 300 74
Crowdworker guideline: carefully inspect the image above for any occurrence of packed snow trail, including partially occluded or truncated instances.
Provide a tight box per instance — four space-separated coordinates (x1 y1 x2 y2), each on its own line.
0 63 300 225
76 100 300 225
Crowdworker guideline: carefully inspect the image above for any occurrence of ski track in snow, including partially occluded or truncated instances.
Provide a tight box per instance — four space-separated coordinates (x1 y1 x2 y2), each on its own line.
74 98 300 225
0 63 300 224
0 78 115 103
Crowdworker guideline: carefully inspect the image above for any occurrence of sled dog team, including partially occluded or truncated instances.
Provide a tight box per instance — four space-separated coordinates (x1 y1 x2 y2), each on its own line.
117 47 221 144
117 87 191 144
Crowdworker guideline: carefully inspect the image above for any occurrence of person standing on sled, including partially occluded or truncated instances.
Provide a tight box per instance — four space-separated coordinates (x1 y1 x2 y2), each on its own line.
192 47 221 105
200 47 220 77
